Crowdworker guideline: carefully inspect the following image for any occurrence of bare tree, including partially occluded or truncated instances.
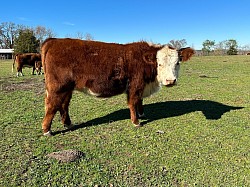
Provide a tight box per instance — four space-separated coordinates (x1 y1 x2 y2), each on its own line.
237 45 248 55
65 32 83 39
33 25 56 45
168 39 187 49
65 33 73 38
214 40 227 55
65 32 94 40
0 22 19 49
241 44 250 54
75 32 84 39
84 33 94 40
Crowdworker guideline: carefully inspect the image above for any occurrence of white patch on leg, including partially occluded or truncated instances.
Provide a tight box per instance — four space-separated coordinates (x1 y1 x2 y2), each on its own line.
43 131 52 136
77 87 101 97
88 89 101 97
46 89 49 98
134 123 142 127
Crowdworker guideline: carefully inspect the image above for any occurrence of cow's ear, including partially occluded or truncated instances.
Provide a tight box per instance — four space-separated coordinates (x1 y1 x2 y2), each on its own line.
179 47 195 62
143 52 156 64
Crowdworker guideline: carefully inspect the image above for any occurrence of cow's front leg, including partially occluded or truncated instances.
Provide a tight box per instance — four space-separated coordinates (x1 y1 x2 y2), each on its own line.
128 97 142 127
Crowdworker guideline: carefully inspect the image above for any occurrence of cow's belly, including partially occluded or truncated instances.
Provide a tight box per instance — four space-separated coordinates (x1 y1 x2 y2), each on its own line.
78 78 128 98
23 64 34 68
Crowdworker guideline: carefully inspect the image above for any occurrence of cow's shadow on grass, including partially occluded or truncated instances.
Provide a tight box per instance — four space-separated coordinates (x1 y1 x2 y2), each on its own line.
53 100 243 135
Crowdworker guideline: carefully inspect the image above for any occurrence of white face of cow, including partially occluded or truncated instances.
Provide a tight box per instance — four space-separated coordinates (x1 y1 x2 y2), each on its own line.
156 46 180 86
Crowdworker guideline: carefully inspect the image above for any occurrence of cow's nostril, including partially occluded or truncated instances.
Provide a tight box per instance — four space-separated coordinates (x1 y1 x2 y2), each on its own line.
166 79 177 86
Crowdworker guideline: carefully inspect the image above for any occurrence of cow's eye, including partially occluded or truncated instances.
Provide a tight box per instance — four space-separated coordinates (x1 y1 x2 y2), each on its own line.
158 64 162 67
176 62 180 66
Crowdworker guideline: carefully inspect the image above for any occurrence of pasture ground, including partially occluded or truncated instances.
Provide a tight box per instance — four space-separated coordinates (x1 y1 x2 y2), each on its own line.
0 56 249 186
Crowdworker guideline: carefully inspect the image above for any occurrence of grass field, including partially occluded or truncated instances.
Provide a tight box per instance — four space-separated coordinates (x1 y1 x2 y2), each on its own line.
0 56 249 186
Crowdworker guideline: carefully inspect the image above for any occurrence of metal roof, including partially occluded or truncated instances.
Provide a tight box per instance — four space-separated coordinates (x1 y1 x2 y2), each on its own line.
0 49 14 53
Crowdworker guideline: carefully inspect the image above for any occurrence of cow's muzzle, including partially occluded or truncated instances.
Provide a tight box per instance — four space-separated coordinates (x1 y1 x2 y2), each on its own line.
165 79 177 87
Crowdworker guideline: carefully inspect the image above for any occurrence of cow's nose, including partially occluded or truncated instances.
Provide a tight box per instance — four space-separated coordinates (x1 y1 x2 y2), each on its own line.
166 79 177 86
171 79 177 85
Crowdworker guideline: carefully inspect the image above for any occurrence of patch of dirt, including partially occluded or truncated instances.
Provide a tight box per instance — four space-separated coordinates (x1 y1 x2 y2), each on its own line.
0 77 45 95
46 149 85 163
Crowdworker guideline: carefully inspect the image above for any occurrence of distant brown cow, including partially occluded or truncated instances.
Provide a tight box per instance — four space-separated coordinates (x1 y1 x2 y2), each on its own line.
13 53 42 76
34 60 43 75
41 38 194 136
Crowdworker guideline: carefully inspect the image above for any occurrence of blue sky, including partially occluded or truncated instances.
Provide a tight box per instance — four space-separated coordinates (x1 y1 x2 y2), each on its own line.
1 0 250 49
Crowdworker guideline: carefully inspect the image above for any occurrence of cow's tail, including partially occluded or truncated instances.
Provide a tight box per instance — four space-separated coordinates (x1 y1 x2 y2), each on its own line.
12 55 16 73
41 38 55 75
41 44 48 75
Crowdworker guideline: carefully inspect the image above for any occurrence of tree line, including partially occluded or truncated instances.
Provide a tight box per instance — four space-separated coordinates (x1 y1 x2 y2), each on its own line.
0 22 94 54
1 21 250 55
0 21 188 54
201 39 250 55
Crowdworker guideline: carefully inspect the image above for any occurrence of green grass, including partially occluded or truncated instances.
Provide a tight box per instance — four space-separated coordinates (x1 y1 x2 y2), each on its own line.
0 56 249 186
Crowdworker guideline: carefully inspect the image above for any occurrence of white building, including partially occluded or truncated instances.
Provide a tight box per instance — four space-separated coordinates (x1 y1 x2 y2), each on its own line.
0 49 14 59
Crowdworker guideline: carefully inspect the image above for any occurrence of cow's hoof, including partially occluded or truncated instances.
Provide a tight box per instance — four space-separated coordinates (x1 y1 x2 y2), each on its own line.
134 123 142 128
64 124 74 130
43 131 52 136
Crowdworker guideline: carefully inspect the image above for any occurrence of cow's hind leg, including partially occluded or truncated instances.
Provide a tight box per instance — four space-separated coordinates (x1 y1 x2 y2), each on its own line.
59 91 74 129
42 91 71 136
16 67 23 77
137 99 146 118
42 95 57 136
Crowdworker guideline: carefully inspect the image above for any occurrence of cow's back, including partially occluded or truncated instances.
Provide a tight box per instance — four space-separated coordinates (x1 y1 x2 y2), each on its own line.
42 38 123 72
17 53 41 66
42 38 156 95
42 39 127 95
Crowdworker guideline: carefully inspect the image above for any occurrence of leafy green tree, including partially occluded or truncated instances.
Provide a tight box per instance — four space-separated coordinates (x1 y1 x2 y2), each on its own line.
14 29 40 54
226 39 238 55
202 40 215 55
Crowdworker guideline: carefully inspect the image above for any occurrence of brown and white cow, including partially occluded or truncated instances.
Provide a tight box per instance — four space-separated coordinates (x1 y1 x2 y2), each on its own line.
41 38 194 136
13 53 42 76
